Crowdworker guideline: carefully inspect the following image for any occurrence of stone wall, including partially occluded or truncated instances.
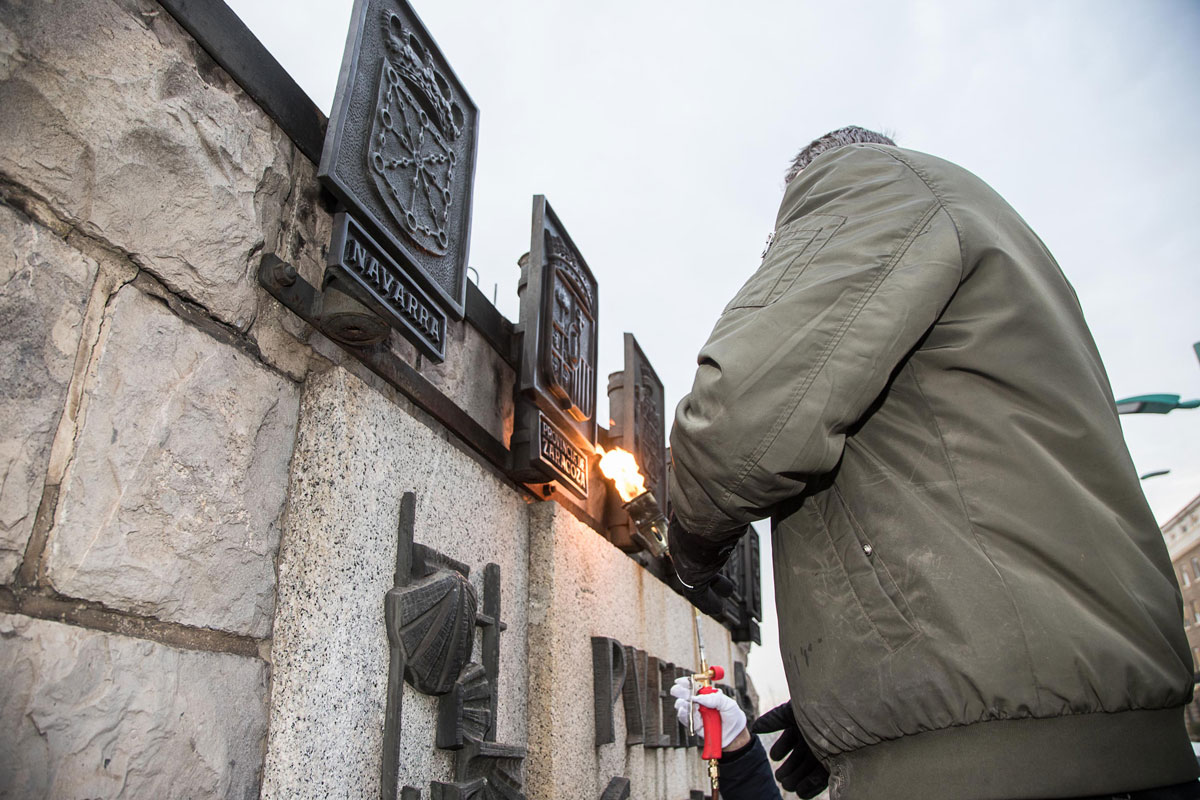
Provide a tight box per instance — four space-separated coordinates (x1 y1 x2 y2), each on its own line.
261 367 532 799
0 1 752 798
527 502 739 800
1 2 305 795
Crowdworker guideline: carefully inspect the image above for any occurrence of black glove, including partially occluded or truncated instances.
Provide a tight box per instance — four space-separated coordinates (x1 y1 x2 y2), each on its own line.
677 573 735 617
750 702 829 799
667 516 744 588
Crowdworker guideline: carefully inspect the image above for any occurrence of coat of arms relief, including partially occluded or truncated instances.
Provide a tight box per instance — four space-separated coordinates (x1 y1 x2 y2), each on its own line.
369 11 465 256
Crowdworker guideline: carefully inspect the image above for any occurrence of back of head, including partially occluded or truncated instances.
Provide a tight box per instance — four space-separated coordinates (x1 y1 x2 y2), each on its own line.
785 126 895 184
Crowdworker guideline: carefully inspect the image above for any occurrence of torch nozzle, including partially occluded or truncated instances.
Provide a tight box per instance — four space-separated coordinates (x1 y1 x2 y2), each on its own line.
690 664 724 684
621 490 670 558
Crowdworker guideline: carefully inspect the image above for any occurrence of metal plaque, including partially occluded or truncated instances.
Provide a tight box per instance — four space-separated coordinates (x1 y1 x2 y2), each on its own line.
599 778 631 800
719 529 763 644
606 334 667 513
511 408 590 497
591 637 627 746
320 0 478 318
384 493 525 800
511 196 599 494
328 212 447 360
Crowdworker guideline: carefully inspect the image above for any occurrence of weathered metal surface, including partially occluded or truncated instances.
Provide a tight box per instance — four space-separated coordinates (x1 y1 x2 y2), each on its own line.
658 660 681 748
606 334 667 511
620 646 647 745
437 663 492 750
591 637 627 746
388 571 478 696
321 273 392 347
479 563 505 742
732 661 757 727
599 777 631 800
320 0 478 319
456 739 527 800
674 665 695 748
642 655 668 749
603 337 666 552
718 529 763 645
511 197 598 496
381 493 418 800
328 212 448 360
430 779 487 800
509 407 589 498
378 493 526 799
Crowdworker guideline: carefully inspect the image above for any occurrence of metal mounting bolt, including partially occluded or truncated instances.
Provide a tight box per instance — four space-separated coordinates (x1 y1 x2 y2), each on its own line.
273 260 298 287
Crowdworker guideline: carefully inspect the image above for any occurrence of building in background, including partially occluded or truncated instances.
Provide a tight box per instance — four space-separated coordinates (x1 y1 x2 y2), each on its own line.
1164 492 1200 738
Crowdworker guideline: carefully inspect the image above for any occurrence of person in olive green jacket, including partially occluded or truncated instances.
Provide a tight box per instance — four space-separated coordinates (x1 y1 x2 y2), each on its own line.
667 126 1200 800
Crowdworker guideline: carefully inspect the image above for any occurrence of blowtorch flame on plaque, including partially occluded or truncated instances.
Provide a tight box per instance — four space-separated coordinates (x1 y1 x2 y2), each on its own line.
595 445 670 557
595 444 739 605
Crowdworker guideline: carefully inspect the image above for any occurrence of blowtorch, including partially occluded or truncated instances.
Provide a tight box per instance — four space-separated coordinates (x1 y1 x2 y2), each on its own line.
620 489 671 558
691 606 725 800
595 446 671 557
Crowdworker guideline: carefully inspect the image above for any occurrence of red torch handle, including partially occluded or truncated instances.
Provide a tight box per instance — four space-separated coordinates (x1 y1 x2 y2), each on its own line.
698 685 722 760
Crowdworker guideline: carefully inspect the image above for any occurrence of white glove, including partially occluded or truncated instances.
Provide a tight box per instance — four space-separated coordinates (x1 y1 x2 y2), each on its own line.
670 676 746 749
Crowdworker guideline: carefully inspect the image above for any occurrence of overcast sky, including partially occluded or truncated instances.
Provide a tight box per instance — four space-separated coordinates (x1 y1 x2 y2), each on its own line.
227 0 1200 708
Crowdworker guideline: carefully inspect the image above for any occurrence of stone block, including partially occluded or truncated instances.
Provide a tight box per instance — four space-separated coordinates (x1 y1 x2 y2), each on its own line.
0 203 97 582
0 613 268 799
262 367 530 800
45 285 299 637
418 320 516 447
0 0 292 329
526 502 739 800
246 150 332 383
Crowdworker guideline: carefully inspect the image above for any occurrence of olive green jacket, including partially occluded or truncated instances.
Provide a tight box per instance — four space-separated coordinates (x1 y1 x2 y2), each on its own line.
669 144 1197 800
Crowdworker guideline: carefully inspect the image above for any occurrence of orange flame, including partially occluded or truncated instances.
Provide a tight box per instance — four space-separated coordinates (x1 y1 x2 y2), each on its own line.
595 445 647 503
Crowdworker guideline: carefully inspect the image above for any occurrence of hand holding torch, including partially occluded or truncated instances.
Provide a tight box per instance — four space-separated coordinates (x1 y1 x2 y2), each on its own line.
692 606 724 799
596 445 733 797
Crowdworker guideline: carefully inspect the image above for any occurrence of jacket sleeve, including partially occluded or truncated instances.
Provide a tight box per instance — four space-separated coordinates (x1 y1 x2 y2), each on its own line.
719 735 783 800
669 146 963 538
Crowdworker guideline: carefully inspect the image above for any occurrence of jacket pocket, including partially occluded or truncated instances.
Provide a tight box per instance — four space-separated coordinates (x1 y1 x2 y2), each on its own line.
725 214 846 311
817 486 919 652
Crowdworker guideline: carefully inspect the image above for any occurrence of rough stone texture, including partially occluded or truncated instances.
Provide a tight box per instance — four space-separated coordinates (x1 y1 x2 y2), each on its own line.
0 613 268 799
272 146 331 291
0 0 292 330
44 285 300 637
0 204 98 582
247 150 331 382
262 367 530 800
0 2 752 798
418 320 516 447
526 502 740 800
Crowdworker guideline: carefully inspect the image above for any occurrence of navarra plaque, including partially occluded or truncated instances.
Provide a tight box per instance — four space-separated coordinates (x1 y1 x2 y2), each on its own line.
328 212 447 360
510 196 599 496
320 0 478 319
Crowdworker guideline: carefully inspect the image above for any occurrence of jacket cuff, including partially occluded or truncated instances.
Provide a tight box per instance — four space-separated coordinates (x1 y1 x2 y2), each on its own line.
668 517 745 587
717 735 782 799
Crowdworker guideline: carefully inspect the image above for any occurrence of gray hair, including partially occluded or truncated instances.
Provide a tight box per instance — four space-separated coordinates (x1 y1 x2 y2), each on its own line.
784 126 896 184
